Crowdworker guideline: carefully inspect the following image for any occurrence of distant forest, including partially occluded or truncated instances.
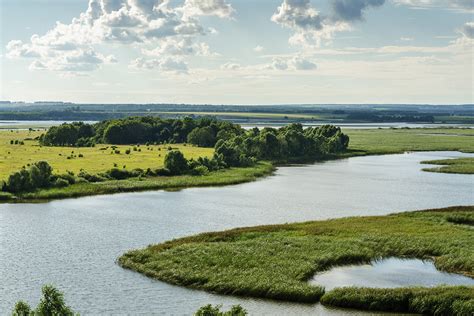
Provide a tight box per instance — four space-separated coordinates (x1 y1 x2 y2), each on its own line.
0 103 473 124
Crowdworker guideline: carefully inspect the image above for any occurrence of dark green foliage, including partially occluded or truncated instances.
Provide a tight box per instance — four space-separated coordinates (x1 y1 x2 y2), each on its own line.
40 116 244 147
40 122 94 146
214 123 349 166
320 286 474 315
164 151 189 175
194 304 247 316
12 285 76 316
4 161 53 193
187 126 216 147
12 301 31 316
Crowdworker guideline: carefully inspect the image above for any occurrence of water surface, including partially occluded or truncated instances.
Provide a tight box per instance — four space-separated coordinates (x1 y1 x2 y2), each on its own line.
0 151 473 315
311 258 474 291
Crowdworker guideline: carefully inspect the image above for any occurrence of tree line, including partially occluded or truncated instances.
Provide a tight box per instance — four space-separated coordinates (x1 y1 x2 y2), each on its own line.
39 117 243 147
3 117 349 194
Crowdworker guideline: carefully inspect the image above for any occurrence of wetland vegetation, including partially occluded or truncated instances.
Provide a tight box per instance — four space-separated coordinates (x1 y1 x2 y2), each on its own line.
119 206 474 314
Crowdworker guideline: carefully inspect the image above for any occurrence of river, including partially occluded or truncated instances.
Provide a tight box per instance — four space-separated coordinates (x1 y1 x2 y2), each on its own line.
0 151 473 315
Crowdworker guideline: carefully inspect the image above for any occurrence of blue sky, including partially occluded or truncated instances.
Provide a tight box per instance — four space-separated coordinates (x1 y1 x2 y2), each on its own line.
1 0 472 104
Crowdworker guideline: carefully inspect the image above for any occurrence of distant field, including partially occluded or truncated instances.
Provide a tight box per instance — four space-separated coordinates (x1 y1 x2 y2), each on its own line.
345 128 474 155
0 130 213 181
149 111 337 120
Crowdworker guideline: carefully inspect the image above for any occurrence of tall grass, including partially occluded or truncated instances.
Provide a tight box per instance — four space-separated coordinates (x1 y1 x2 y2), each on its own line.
119 206 474 312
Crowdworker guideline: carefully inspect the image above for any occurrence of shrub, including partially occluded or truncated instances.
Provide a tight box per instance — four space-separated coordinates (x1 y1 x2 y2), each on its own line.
194 304 247 316
53 178 69 188
12 285 75 316
164 151 189 175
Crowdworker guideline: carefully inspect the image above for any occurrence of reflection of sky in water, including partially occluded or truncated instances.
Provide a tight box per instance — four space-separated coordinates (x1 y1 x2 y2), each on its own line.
311 258 474 290
1 152 473 315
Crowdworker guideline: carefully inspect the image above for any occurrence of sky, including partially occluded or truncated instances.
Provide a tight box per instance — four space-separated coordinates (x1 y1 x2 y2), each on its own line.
0 0 473 105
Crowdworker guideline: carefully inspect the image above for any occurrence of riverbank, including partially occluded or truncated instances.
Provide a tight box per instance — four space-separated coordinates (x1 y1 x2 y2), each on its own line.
118 206 474 314
1 128 473 203
421 157 474 174
0 162 275 202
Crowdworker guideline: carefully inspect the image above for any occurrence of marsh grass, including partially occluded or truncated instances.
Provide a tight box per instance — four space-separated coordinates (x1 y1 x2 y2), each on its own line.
320 286 474 315
421 158 474 175
119 206 474 311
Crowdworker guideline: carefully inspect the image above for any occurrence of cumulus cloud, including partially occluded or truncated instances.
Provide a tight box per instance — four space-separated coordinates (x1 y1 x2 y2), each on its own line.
331 0 385 22
6 0 232 73
182 0 234 18
220 62 241 70
267 56 317 71
272 0 384 47
461 22 474 39
254 45 264 52
130 56 188 73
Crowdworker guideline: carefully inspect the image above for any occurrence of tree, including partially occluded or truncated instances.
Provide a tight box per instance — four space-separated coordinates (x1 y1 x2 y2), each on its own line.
187 126 216 147
164 151 189 175
194 304 247 316
12 285 75 316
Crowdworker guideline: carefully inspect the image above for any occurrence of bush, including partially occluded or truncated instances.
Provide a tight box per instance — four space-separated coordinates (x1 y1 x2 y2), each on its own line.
194 304 247 316
4 161 53 194
78 170 107 183
54 178 69 188
191 165 209 176
12 285 75 316
164 151 189 175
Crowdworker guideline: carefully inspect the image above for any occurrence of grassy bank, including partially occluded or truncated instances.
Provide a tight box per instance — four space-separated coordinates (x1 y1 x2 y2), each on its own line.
2 128 474 202
345 128 474 155
421 157 474 175
321 286 474 315
119 206 474 313
6 162 274 202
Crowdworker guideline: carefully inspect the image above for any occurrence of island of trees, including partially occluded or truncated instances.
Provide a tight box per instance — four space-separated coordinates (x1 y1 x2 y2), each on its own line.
2 116 349 195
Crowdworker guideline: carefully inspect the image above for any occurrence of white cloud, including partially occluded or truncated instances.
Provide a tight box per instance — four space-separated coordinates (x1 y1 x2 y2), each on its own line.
254 45 264 52
461 22 474 39
393 0 473 10
6 0 232 73
129 56 188 73
267 56 317 71
182 0 234 18
220 62 241 70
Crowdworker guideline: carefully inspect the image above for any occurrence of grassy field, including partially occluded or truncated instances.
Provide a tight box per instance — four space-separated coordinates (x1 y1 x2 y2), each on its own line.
1 127 473 201
119 206 474 313
345 128 474 155
0 130 213 181
2 162 274 202
421 158 474 175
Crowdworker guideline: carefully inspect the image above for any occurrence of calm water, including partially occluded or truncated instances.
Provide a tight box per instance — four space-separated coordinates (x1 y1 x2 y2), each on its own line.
311 258 474 291
0 152 473 315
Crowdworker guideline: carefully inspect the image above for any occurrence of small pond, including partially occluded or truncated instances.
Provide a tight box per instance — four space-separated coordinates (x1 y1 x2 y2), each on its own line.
311 258 474 291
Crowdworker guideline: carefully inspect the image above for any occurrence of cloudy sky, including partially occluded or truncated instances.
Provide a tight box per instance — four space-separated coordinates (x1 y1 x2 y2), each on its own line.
0 0 472 104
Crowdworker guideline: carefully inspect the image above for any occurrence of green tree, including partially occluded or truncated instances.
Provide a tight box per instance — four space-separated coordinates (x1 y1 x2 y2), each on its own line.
194 304 247 316
187 127 216 147
164 151 189 175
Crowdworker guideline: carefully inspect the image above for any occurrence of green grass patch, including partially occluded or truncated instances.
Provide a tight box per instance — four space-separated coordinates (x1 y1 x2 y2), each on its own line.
0 130 213 181
8 162 274 202
421 158 474 174
320 286 474 315
345 128 474 155
119 206 474 310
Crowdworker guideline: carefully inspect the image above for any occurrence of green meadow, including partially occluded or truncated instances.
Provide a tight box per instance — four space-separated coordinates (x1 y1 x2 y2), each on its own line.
0 129 213 181
119 206 474 314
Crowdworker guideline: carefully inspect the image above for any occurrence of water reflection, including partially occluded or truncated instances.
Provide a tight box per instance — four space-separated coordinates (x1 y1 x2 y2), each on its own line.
311 258 474 291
